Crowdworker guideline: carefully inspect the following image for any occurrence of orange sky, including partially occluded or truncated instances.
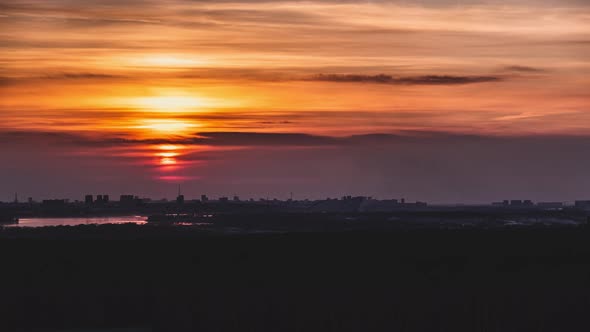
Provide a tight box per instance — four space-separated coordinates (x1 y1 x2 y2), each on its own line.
0 0 589 201
2 0 589 137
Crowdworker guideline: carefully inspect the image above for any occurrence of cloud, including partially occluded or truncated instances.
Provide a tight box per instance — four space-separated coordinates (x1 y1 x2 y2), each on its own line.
2 129 570 150
0 77 12 86
504 65 545 73
258 121 294 124
40 73 126 79
191 132 339 146
310 74 501 85
0 130 335 148
0 73 126 86
0 130 98 146
0 71 503 88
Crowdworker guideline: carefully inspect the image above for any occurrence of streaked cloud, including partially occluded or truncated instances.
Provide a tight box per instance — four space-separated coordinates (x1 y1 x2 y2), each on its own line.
503 65 545 73
310 74 501 85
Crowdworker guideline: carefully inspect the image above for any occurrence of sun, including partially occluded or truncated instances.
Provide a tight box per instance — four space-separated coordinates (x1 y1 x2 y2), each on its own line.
154 144 185 167
138 55 210 68
133 96 208 113
136 119 200 135
107 88 245 114
159 157 177 165
158 144 181 151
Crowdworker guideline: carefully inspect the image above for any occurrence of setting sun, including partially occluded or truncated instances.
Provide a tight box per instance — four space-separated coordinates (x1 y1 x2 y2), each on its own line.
157 145 182 151
153 144 185 168
136 119 200 135
132 96 209 112
159 157 177 165
137 55 211 68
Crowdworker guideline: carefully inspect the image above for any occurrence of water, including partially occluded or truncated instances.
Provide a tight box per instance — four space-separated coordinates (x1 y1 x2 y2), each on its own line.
5 216 147 227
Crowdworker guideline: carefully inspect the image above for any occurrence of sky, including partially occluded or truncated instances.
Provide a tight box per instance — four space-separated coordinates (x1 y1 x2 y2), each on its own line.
0 0 589 203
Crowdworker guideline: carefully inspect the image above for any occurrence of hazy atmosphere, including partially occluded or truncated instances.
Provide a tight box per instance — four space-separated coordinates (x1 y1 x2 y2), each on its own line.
1 0 589 203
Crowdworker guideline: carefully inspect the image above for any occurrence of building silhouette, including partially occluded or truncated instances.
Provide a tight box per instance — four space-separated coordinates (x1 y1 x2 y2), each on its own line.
176 195 185 204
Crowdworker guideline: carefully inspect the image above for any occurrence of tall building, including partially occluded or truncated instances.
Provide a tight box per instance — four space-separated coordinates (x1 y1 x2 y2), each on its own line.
120 195 135 204
85 195 94 205
176 194 185 204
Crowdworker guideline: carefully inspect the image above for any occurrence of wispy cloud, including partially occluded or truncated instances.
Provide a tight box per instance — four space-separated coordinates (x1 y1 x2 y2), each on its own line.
310 74 501 85
5 129 586 149
40 73 127 79
503 65 545 73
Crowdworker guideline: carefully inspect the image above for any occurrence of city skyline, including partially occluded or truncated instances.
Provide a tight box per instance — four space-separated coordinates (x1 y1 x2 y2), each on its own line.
3 191 589 207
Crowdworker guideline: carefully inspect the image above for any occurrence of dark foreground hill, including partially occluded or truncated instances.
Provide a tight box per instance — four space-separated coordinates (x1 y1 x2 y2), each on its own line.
1 224 590 332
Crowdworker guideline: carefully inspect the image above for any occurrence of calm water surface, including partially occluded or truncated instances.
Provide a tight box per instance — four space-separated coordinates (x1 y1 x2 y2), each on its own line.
7 216 147 227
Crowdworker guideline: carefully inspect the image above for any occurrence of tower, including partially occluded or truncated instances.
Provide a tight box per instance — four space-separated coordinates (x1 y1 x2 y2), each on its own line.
176 184 185 204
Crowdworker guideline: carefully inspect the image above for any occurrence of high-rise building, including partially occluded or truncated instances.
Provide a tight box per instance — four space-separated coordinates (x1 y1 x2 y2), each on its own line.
176 194 185 204
120 195 135 205
85 195 94 205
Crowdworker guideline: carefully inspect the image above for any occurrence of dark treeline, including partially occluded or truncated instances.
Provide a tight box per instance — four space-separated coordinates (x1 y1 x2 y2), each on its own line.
1 224 590 331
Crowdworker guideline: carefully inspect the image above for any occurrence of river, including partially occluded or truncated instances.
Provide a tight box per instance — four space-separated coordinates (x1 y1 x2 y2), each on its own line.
5 216 147 227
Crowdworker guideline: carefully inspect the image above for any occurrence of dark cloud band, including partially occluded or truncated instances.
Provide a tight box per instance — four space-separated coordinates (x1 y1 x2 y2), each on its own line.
310 74 501 85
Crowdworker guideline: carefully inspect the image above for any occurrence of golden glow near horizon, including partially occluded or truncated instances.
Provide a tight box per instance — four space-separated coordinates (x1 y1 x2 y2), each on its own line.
130 96 211 112
104 88 244 113
1 0 589 180
134 55 213 68
135 119 201 136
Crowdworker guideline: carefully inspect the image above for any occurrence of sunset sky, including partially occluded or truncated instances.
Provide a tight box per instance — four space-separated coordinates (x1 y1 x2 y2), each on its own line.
1 0 589 203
